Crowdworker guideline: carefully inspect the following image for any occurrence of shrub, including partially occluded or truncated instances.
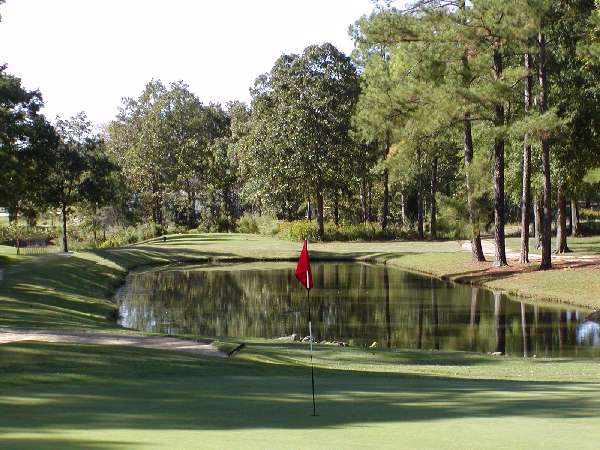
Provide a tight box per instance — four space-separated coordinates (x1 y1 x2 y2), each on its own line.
255 216 281 236
99 223 160 248
167 224 190 235
580 208 600 220
277 220 319 241
278 220 403 242
237 213 259 234
325 222 402 241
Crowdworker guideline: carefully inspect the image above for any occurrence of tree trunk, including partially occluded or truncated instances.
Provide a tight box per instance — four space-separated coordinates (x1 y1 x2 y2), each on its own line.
534 196 542 249
360 176 368 223
520 53 533 264
555 181 571 253
430 157 438 240
400 185 406 225
538 31 552 270
367 180 374 222
316 189 324 241
188 190 197 229
333 191 339 227
571 199 580 237
460 3 485 262
417 178 424 240
492 48 507 267
464 115 485 262
380 168 389 231
61 201 69 253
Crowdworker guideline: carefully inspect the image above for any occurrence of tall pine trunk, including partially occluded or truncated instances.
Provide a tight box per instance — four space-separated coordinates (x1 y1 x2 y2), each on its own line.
462 51 485 261
492 48 507 267
571 199 580 236
520 53 533 264
400 183 406 225
333 191 339 227
380 168 389 231
316 189 324 241
555 181 571 253
430 157 438 240
538 31 552 270
534 196 542 249
360 176 368 223
417 177 424 240
61 201 69 253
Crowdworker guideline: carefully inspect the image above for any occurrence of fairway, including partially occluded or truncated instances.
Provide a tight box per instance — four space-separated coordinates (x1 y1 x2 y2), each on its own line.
3 0 600 446
2 342 600 450
0 234 599 448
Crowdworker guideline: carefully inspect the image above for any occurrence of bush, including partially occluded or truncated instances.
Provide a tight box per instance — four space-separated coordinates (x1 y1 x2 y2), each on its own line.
237 213 259 234
277 220 319 241
99 223 160 248
277 220 403 242
580 208 600 220
325 222 402 241
236 214 280 236
255 216 281 236
0 225 60 245
167 224 190 235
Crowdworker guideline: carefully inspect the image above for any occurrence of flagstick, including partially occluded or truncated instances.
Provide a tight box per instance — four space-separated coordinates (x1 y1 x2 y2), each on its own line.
307 261 316 416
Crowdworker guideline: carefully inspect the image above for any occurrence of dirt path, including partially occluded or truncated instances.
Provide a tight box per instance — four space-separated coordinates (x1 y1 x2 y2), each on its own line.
0 329 226 357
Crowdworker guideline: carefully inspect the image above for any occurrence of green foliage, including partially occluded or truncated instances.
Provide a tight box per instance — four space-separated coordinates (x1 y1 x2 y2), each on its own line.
324 222 402 241
278 220 405 242
99 223 161 249
238 43 360 238
236 214 281 236
277 220 319 242
236 214 259 234
107 80 231 229
0 225 59 245
580 208 600 220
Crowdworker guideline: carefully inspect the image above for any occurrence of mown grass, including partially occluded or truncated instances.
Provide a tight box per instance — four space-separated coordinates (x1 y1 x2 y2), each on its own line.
1 341 600 449
0 244 28 268
1 233 600 449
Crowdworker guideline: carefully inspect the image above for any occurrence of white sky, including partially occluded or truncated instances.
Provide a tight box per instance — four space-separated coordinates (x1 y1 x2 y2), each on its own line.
0 0 378 126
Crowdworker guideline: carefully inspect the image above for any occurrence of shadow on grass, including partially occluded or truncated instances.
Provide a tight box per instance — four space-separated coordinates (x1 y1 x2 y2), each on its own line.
1 341 599 447
0 439 133 450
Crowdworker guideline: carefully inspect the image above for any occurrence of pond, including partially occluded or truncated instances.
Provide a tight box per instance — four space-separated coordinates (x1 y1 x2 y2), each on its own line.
115 262 600 358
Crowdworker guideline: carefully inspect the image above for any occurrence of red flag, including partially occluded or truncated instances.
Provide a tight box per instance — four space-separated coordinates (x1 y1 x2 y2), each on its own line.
295 239 313 290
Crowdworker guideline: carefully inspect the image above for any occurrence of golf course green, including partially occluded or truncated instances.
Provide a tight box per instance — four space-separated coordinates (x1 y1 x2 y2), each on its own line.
1 233 600 449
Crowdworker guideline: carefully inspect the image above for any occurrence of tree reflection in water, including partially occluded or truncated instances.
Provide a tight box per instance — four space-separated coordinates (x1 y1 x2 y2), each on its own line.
116 262 600 358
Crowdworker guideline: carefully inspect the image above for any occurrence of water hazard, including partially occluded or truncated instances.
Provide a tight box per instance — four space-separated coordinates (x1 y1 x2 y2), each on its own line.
116 262 600 357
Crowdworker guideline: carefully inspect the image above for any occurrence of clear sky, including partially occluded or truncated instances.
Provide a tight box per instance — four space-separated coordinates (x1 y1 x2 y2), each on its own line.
0 0 378 126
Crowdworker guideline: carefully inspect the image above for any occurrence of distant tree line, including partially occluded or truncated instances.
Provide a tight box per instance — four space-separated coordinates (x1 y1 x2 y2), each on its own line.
1 0 600 271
